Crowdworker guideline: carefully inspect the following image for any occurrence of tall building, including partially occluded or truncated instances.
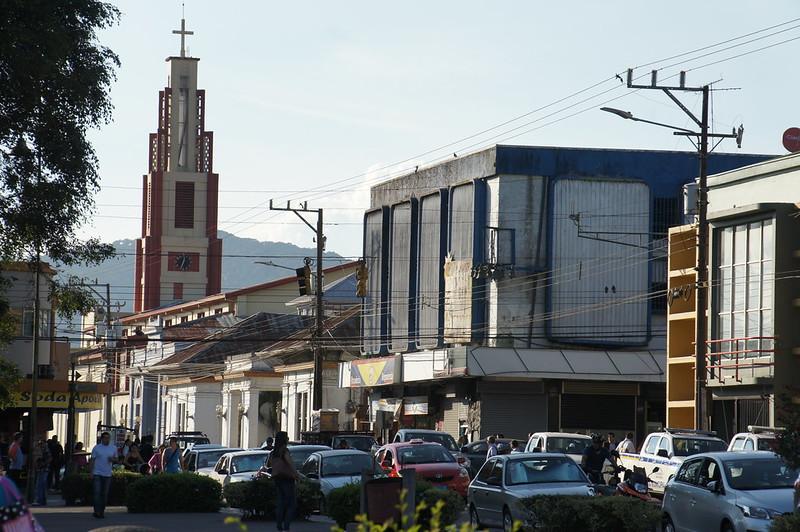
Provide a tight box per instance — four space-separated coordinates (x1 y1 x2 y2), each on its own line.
134 19 222 312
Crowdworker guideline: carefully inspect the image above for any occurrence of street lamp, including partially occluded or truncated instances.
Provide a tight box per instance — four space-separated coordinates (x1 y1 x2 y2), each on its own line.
600 107 695 134
254 260 296 272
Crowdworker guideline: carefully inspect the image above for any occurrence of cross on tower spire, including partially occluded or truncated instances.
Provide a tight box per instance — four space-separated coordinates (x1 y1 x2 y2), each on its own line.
172 17 194 57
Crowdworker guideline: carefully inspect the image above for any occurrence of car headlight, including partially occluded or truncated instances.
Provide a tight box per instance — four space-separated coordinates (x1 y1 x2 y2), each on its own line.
587 486 596 497
737 504 782 520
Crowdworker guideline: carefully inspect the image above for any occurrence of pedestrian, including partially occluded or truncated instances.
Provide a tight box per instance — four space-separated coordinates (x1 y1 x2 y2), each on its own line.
268 431 298 532
261 436 274 451
606 432 617 452
617 432 635 454
73 442 88 472
581 434 613 485
510 440 523 453
139 435 154 463
7 432 25 490
486 436 498 459
47 435 64 490
33 440 51 505
120 437 131 459
0 473 40 531
89 431 117 518
161 437 184 473
0 433 10 473
148 444 165 475
124 444 145 473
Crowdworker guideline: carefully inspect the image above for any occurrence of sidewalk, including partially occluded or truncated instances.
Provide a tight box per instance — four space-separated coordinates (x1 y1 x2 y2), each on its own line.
30 493 337 532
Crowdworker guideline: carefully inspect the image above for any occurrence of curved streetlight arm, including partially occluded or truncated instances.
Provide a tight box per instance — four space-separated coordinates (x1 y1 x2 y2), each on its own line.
600 106 695 134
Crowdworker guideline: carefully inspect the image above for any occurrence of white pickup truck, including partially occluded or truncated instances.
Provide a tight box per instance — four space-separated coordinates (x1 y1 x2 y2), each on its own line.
617 428 727 494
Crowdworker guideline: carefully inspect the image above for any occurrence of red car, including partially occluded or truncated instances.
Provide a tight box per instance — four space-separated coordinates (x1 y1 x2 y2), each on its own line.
375 440 470 497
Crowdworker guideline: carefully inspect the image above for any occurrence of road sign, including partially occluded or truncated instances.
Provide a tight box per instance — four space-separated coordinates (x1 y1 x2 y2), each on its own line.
782 127 800 152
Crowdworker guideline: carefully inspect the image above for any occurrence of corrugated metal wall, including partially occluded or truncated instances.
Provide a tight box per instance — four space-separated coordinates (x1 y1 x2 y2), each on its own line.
548 179 650 346
390 202 413 353
363 208 387 354
418 192 447 349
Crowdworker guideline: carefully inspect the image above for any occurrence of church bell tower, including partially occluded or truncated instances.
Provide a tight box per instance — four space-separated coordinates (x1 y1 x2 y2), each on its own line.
134 19 222 312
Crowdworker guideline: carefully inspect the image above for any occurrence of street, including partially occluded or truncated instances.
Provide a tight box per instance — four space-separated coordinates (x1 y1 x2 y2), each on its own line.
31 500 337 532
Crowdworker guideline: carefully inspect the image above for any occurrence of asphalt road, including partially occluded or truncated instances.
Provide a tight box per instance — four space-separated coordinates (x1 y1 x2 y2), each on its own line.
31 502 337 532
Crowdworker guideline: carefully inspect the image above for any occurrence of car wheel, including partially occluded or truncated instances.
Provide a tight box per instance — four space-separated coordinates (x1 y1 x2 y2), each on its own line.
662 515 675 532
502 507 513 532
469 504 482 528
319 495 326 514
721 520 734 532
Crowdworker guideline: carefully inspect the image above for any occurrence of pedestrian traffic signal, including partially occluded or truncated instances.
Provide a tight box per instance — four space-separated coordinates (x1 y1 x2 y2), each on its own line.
296 264 312 295
355 262 368 297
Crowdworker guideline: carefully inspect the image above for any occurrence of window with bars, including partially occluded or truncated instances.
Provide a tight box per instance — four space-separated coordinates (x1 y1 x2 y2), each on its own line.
174 181 195 228
714 219 774 358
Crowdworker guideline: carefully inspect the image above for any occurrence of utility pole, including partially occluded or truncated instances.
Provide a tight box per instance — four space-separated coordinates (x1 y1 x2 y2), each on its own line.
79 282 114 425
269 200 325 411
25 252 41 502
622 69 743 430
66 356 76 472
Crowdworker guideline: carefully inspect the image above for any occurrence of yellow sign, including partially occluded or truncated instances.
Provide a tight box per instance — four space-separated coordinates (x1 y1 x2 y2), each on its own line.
350 356 397 387
14 390 104 410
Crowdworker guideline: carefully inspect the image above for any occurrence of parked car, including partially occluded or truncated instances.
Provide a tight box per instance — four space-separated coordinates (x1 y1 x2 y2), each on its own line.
166 431 210 450
298 449 381 510
618 428 727 494
204 450 269 487
185 445 243 473
662 451 798 532
300 431 378 453
727 426 783 452
524 432 592 464
468 453 595 532
392 429 470 469
461 439 520 476
376 440 470 497
255 445 332 479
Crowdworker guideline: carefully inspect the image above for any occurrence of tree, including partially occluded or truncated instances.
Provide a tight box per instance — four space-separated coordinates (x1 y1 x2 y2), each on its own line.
0 1 121 338
774 390 800 511
0 357 21 410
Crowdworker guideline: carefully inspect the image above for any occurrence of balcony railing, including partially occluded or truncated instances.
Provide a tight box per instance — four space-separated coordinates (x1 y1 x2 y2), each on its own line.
705 336 775 384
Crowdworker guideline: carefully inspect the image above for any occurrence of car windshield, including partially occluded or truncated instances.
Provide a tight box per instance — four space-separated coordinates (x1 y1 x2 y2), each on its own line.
335 437 376 452
405 433 458 452
505 457 587 486
289 449 319 469
672 438 727 457
231 454 267 474
723 458 799 490
197 450 230 469
546 437 590 454
398 445 455 465
322 454 374 477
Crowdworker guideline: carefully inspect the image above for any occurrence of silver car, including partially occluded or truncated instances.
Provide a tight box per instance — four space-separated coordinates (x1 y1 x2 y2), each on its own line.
299 449 380 511
662 451 798 532
468 453 595 532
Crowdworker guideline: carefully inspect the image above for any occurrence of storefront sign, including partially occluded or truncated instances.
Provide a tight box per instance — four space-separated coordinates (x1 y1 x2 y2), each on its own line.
371 398 402 414
403 396 429 415
350 356 398 387
13 390 104 410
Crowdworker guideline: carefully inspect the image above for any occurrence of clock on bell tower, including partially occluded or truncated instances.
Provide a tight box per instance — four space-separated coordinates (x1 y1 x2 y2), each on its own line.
133 18 222 312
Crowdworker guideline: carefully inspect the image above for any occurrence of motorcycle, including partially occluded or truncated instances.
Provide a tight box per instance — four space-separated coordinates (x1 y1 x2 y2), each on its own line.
613 466 660 504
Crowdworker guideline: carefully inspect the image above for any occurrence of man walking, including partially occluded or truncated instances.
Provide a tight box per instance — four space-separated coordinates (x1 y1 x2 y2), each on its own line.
47 435 64 490
486 436 498 459
617 432 636 454
89 431 117 518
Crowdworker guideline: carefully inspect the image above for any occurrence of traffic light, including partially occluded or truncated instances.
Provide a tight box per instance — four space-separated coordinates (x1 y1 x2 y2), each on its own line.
355 261 368 298
296 264 312 296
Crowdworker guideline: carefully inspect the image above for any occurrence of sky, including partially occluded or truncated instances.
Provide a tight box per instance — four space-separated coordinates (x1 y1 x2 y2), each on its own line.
82 0 800 263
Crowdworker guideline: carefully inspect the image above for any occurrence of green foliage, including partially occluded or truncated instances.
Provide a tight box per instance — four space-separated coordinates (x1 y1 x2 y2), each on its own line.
223 478 317 521
417 488 462 529
771 511 800 532
326 483 361 528
126 473 221 513
0 356 20 409
61 470 142 506
776 390 800 470
48 275 107 320
521 495 661 532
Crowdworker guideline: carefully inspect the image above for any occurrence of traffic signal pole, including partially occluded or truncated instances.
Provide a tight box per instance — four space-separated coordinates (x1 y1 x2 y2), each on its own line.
269 200 325 411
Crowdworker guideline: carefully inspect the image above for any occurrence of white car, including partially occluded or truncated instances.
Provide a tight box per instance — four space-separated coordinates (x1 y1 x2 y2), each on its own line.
185 446 243 473
662 451 797 532
727 426 782 452
524 432 592 464
298 449 380 511
205 450 269 487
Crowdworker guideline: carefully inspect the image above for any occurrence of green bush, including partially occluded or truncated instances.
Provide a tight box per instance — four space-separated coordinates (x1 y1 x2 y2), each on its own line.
61 470 142 506
771 512 800 532
521 496 661 532
325 477 463 528
126 473 222 513
223 478 318 520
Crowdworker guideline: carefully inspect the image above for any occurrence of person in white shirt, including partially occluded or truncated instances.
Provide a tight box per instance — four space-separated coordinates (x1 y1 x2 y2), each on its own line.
486 436 498 459
617 432 636 454
89 432 118 519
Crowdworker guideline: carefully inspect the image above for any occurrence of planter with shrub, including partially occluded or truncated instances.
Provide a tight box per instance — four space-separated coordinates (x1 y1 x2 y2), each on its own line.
521 495 661 532
223 478 318 520
61 470 142 506
126 473 222 513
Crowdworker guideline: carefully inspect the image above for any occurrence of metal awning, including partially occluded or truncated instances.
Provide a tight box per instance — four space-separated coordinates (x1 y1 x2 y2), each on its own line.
467 347 665 383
